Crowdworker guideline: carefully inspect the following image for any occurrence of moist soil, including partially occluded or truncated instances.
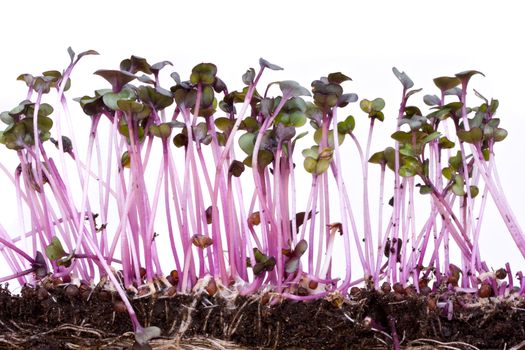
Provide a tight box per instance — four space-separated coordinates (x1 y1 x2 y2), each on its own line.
1 283 525 350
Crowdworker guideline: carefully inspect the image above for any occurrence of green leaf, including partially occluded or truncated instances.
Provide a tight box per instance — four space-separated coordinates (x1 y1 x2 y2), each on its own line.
240 117 259 133
489 99 499 114
493 128 507 142
192 123 208 143
371 98 385 111
337 115 355 134
468 185 479 198
94 69 137 91
259 58 283 71
422 131 441 144
284 97 307 112
452 183 465 196
211 76 226 93
399 166 416 177
288 111 307 127
360 99 372 113
31 76 54 94
275 123 296 143
57 250 75 267
427 107 451 121
252 254 276 275
469 111 485 129
444 87 462 98
483 125 494 139
215 117 234 132
239 133 256 155
448 151 463 170
137 75 154 86
0 123 28 150
75 95 107 116
190 63 217 85
368 151 385 165
327 72 352 84
384 147 396 170
315 158 331 174
398 157 421 177
399 144 415 157
9 100 32 116
439 136 455 149
474 89 488 104
252 262 265 275
423 94 441 106
391 131 412 143
457 127 483 144
302 146 318 159
292 131 308 146
392 67 414 89
279 80 311 97
251 150 274 169
242 68 255 85
21 116 53 134
419 185 432 195
67 47 75 62
45 236 67 261
313 129 344 147
76 49 99 61
337 93 358 108
200 85 215 108
303 157 317 173
37 103 54 118
120 55 152 75
1 111 13 124
150 60 173 73
253 248 267 263
173 133 188 148
311 80 343 108
442 167 453 180
117 100 146 114
455 70 485 83
442 102 463 112
433 76 461 92
170 72 181 84
102 88 136 110
149 123 172 139
121 151 131 168
17 73 34 87
137 86 174 110
399 115 427 131
482 148 490 161
118 122 145 142
406 88 422 99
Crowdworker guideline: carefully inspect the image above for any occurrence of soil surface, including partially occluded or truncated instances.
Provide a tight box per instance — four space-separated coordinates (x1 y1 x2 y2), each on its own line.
1 283 525 349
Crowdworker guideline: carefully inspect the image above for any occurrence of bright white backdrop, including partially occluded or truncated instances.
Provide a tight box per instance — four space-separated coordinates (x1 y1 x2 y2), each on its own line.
1 0 524 281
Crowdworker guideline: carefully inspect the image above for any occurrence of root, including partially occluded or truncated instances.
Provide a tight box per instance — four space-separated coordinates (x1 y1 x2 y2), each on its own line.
175 298 199 337
510 340 525 350
225 299 248 338
409 338 480 350
39 324 104 338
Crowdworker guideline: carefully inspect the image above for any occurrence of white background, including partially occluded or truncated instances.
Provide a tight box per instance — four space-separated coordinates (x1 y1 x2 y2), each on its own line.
1 1 524 281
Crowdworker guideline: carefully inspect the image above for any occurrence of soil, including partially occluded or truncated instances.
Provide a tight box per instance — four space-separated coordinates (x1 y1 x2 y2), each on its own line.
1 283 525 350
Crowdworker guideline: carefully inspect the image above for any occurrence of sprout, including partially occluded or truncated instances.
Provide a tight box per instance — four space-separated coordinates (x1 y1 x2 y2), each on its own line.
0 49 523 348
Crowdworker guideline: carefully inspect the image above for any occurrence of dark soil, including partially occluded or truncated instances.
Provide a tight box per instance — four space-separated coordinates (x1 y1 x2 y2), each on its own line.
1 283 525 350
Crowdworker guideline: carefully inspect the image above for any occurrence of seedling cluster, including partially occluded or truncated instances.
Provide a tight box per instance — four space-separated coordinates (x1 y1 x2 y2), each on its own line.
0 48 523 344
